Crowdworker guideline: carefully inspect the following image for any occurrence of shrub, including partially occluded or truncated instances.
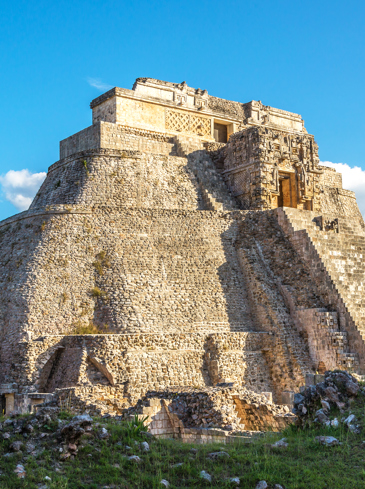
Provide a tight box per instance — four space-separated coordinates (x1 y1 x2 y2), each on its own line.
71 320 110 335
91 286 107 298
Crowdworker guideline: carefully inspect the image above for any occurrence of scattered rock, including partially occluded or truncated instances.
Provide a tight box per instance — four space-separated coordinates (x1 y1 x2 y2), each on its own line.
255 481 268 489
272 438 288 448
2 433 11 439
10 441 23 452
44 476 52 481
141 431 154 439
274 485 284 489
140 441 150 452
128 455 141 463
228 476 240 485
68 443 78 453
314 409 329 425
60 414 93 443
171 463 183 468
160 480 170 487
200 470 212 482
190 448 198 455
344 414 356 426
72 414 93 424
4 452 17 458
331 418 339 428
321 400 330 412
346 381 359 396
23 424 34 433
99 427 109 439
293 371 360 427
343 414 360 433
294 393 305 405
14 464 26 478
207 451 229 459
60 452 71 461
26 442 36 453
315 436 339 446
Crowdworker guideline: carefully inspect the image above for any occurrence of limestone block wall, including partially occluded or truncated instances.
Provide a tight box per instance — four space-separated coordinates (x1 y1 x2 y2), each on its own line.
233 211 336 392
320 188 362 219
31 150 202 210
318 165 361 218
319 166 343 189
294 309 356 371
59 124 100 159
235 244 312 394
60 122 176 159
0 205 260 384
92 95 117 124
10 332 274 407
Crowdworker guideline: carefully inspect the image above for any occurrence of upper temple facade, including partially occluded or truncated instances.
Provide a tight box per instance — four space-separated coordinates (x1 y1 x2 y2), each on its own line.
0 78 364 423
58 77 358 216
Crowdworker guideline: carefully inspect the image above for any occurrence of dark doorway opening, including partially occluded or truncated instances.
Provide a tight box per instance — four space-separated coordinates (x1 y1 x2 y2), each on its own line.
0 395 6 415
214 123 228 143
278 175 291 207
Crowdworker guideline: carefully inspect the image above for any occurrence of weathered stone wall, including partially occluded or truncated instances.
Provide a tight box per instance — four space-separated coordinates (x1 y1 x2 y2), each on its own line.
129 386 294 433
320 188 362 219
13 333 274 403
319 165 343 189
0 202 260 387
31 150 201 210
60 122 177 159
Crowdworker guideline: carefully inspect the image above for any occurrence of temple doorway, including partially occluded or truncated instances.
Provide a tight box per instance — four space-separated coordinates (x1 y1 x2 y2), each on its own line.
214 123 228 143
278 173 297 208
0 394 6 415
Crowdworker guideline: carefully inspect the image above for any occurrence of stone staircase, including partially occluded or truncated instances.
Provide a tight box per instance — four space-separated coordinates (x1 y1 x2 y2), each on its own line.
174 135 205 157
305 309 359 371
236 209 362 382
174 135 239 211
189 151 240 211
276 207 365 371
280 207 365 328
235 213 317 393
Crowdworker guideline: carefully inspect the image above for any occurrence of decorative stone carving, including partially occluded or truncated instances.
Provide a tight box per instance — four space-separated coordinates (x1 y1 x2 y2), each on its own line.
165 109 211 137
216 127 322 211
313 216 339 233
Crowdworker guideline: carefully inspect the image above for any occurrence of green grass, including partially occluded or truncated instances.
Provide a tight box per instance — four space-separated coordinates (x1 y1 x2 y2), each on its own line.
1 401 365 488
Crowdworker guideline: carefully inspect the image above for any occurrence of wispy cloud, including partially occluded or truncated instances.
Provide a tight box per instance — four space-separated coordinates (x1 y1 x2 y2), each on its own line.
87 77 113 91
320 161 365 216
0 169 46 211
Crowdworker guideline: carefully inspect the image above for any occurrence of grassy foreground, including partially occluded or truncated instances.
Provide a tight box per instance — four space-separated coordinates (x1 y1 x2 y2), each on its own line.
1 407 365 488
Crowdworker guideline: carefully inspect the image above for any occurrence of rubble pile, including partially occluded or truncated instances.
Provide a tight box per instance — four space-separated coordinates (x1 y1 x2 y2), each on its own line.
127 386 295 432
0 406 115 466
293 370 363 430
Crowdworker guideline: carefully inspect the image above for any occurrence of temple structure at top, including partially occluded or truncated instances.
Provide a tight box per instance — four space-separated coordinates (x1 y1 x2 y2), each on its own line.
59 77 355 215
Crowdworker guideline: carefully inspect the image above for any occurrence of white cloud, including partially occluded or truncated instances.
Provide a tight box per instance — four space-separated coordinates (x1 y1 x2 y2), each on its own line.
320 161 365 216
0 169 47 211
87 77 113 91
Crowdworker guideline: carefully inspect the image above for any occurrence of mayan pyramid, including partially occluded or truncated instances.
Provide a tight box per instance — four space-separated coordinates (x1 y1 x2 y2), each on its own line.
1 78 364 415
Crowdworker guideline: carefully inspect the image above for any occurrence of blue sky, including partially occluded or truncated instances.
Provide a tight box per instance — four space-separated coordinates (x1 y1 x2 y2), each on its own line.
1 0 365 220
